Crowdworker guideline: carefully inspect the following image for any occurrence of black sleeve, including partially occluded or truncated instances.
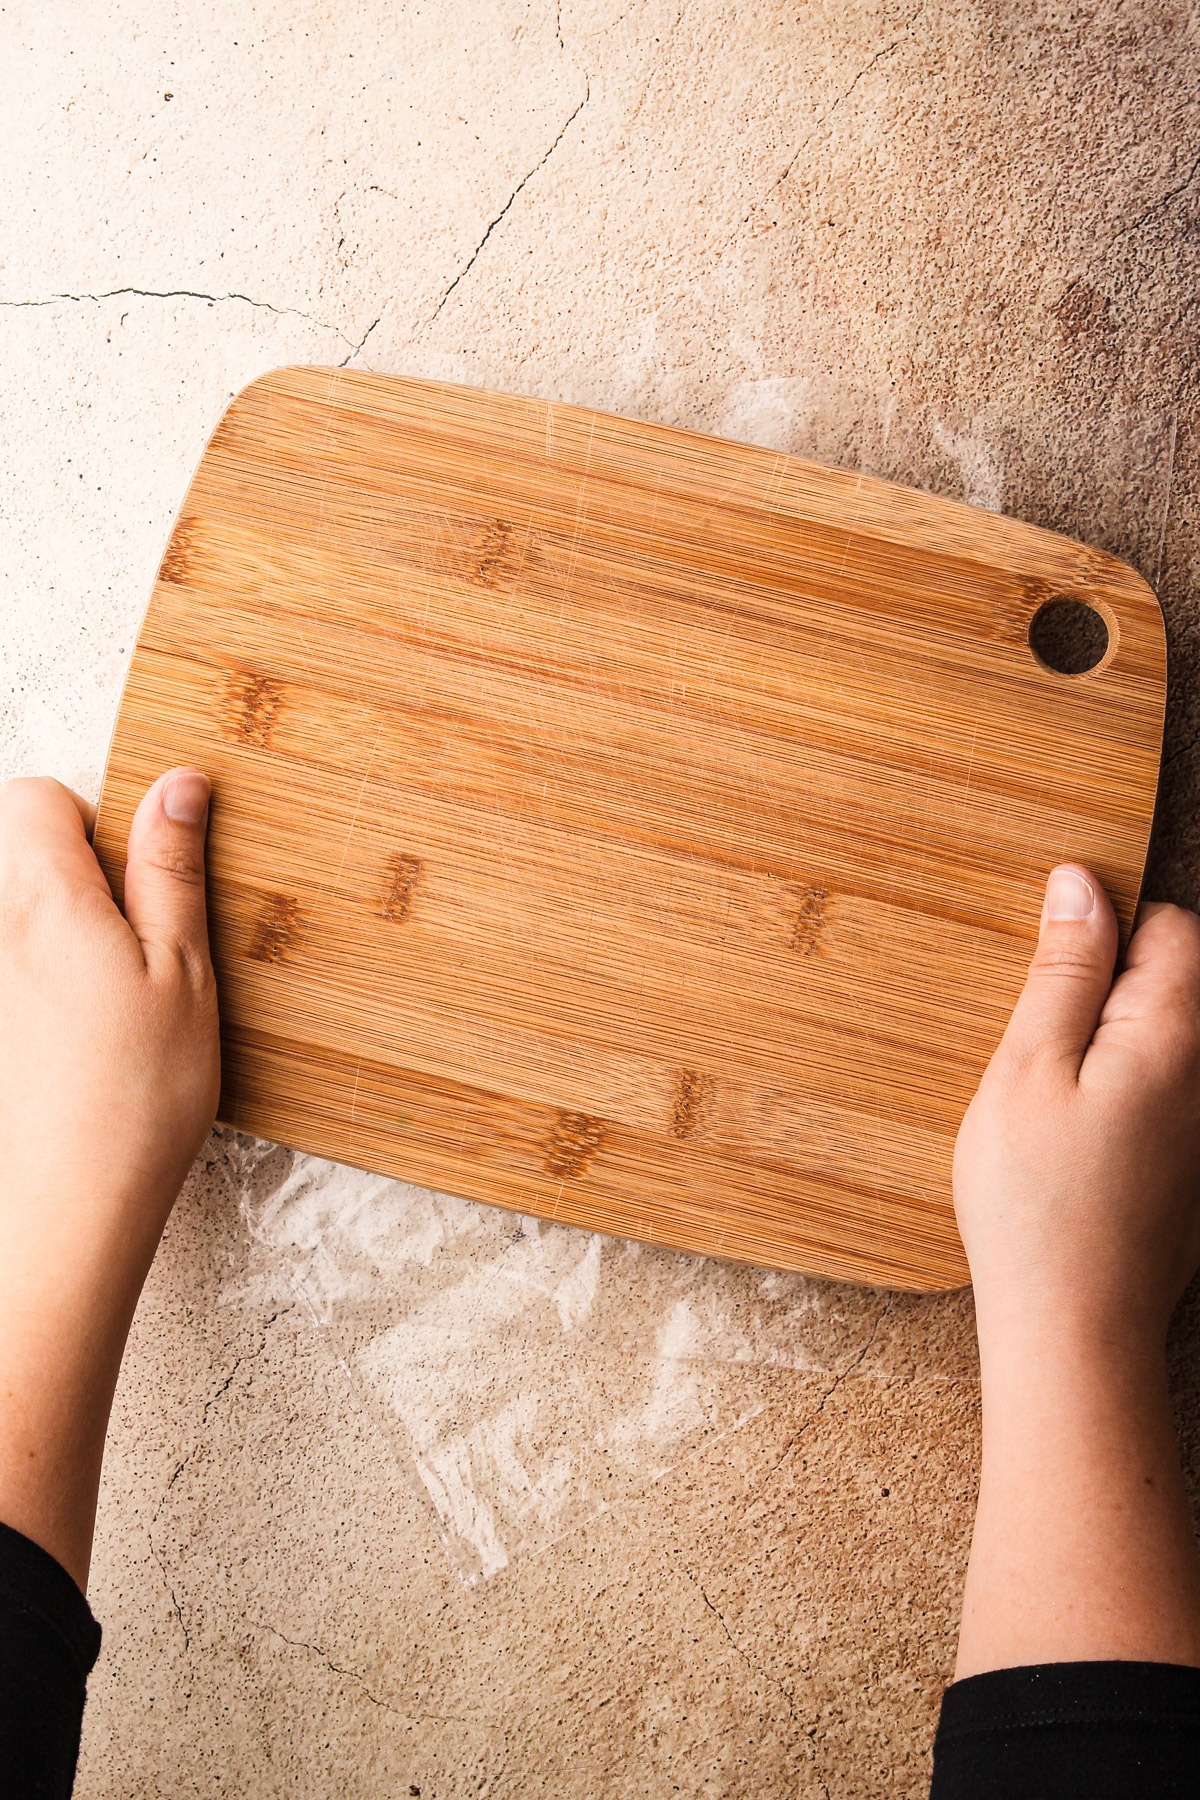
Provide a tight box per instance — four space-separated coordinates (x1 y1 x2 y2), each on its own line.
0 1520 101 1798
931 1659 1200 1799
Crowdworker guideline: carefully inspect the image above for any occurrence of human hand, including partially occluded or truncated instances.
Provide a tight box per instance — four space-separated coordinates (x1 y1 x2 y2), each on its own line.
952 865 1200 1677
954 866 1200 1356
0 770 218 1587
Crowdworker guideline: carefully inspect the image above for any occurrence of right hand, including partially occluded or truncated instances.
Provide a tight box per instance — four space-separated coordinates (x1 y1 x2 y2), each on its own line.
953 865 1200 1353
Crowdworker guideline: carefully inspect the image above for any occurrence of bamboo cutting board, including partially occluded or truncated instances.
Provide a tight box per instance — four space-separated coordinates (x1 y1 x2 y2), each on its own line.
94 368 1165 1290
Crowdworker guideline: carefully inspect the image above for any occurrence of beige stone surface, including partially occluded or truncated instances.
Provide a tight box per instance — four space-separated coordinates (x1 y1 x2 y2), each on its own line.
1 2 1198 1794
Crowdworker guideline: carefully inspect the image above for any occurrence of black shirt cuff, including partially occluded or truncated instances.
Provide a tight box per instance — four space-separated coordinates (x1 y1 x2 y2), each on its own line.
0 1518 102 1798
932 1659 1200 1799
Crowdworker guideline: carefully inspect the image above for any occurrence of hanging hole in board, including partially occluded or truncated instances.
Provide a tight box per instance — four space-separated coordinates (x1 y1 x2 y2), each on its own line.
1028 596 1111 676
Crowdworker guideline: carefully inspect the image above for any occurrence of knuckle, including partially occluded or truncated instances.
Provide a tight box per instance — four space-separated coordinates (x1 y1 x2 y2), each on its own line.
1165 907 1200 959
0 774 58 807
1144 910 1200 1003
148 845 206 886
1031 944 1100 980
1005 1035 1062 1085
1143 902 1200 955
0 776 61 834
995 1013 1082 1088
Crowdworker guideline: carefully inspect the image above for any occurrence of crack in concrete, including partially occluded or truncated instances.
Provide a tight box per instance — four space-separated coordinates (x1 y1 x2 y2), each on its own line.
681 1569 831 1799
669 1306 895 1800
719 9 922 255
697 1579 797 1719
1110 143 1200 249
254 1621 404 1713
776 7 924 189
753 1296 894 1502
339 314 381 368
600 0 643 31
201 1354 246 1427
253 1621 475 1726
332 189 352 272
1062 146 1200 306
199 1305 293 1429
804 1722 834 1800
1163 721 1200 771
430 81 591 322
0 285 372 358
144 1306 295 1659
148 1529 192 1654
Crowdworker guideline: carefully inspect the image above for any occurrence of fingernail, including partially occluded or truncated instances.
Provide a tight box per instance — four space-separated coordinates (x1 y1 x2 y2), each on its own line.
1045 867 1095 922
163 772 210 825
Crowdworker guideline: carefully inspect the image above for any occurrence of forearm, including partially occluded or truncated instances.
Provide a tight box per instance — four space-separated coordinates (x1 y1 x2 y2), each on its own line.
956 1318 1200 1678
0 1191 157 1591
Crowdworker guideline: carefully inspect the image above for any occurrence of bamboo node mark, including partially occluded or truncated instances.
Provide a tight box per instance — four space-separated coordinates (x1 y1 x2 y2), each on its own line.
472 518 525 590
159 518 199 586
225 672 284 748
671 1069 713 1139
790 886 828 955
381 853 423 922
544 1110 606 1178
249 894 302 963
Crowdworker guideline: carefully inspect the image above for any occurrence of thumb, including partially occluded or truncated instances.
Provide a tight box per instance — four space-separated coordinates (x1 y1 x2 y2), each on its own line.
122 767 213 979
996 864 1119 1079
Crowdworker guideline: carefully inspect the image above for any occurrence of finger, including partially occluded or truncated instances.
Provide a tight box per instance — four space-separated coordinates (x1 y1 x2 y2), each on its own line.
29 778 95 839
71 788 97 839
1125 900 1195 965
121 767 213 980
1098 900 1200 1029
0 776 107 895
996 864 1119 1080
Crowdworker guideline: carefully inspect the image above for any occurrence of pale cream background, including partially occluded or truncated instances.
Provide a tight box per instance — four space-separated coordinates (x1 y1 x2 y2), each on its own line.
1 4 1198 1795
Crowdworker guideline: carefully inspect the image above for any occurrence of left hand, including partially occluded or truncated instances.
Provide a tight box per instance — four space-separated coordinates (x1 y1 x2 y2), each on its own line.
0 769 219 1587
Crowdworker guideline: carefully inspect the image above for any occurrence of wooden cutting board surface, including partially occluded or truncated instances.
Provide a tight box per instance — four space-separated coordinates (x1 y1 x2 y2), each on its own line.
95 368 1165 1290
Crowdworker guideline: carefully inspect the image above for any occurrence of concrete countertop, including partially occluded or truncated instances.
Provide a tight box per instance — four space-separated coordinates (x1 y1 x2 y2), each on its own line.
2 4 1197 1795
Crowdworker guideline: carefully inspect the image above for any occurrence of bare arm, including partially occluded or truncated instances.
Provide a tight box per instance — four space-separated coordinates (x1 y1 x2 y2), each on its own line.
953 865 1200 1678
0 771 219 1591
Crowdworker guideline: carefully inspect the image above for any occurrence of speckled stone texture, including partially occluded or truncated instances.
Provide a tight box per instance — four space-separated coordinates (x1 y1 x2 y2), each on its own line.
1 4 1198 1795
